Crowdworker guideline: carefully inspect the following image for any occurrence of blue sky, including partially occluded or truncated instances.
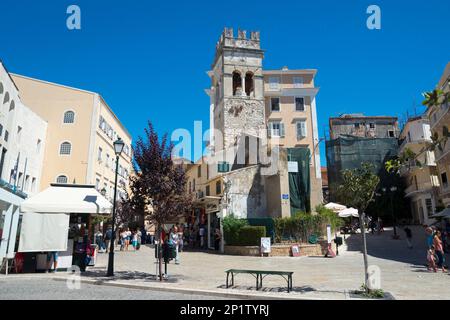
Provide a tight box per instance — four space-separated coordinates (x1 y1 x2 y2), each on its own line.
1 0 449 165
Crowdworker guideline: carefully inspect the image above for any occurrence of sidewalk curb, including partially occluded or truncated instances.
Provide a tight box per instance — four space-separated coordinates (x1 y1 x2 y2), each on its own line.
51 276 342 300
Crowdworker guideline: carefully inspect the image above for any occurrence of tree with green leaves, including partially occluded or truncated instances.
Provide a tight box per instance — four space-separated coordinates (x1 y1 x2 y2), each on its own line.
336 162 380 293
386 89 450 174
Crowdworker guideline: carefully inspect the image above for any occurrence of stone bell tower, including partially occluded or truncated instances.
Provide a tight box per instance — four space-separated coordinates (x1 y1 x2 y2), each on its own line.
207 27 266 153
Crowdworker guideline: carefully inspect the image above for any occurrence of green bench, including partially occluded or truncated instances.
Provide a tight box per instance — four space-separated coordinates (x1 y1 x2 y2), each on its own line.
225 269 294 293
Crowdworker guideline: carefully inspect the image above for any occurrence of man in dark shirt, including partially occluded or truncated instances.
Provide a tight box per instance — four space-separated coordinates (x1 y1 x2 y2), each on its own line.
404 226 413 249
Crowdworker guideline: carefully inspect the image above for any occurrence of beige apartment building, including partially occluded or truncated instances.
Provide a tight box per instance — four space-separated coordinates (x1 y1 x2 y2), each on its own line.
398 116 439 225
426 62 450 208
263 67 322 208
10 74 133 202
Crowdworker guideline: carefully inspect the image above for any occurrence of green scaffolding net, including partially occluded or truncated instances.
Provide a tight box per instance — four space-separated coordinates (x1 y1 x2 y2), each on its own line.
287 148 311 215
325 135 399 198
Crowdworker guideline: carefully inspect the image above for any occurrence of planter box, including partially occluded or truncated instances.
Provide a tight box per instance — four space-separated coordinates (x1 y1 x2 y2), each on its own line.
224 245 260 256
224 242 332 257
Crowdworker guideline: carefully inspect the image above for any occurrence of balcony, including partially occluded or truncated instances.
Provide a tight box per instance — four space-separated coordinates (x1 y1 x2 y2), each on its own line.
430 103 450 129
0 179 28 199
405 178 439 197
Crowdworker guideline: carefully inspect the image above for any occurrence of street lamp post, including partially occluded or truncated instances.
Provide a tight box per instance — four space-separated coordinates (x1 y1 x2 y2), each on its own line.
382 186 399 240
107 137 125 277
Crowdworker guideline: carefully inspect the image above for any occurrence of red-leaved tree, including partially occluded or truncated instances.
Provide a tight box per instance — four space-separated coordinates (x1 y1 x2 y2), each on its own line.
129 121 192 281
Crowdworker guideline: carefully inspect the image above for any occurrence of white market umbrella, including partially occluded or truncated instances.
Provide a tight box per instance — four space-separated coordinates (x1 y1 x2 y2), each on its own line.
430 207 450 219
325 202 347 213
338 207 360 218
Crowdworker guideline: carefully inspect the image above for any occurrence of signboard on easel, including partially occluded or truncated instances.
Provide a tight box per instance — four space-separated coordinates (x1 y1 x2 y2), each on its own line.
260 237 271 255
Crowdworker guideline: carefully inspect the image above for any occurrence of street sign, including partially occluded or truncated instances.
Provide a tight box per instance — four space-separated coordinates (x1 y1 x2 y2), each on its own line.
282 194 289 200
288 161 298 173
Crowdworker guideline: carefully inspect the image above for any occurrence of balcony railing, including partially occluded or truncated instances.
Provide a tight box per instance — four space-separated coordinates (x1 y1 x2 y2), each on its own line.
0 179 28 199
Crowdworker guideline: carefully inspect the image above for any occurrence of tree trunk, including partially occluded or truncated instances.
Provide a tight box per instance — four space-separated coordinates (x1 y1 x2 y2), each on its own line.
360 211 369 293
157 225 163 281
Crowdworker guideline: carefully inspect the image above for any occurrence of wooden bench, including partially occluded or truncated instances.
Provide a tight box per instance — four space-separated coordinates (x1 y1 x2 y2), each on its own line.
225 269 294 293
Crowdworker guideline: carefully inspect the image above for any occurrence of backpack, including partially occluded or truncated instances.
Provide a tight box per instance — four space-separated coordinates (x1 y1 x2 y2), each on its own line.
105 229 112 240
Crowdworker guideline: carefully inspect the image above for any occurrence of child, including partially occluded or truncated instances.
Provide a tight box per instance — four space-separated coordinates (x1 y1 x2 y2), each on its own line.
132 231 138 251
427 245 438 272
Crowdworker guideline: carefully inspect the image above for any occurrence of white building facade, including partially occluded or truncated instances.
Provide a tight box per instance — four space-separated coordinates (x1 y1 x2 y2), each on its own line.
0 61 47 268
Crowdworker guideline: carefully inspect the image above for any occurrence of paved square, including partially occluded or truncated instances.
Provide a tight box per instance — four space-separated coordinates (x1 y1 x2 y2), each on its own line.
84 226 450 300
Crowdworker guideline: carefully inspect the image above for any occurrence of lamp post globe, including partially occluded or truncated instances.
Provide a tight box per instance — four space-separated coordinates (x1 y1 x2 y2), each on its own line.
107 137 125 277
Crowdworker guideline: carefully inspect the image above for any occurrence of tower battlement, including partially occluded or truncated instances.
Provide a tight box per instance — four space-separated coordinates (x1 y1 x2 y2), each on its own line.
215 27 261 52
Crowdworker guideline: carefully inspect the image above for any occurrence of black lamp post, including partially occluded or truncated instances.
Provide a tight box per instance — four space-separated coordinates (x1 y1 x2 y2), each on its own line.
107 137 125 277
382 186 399 239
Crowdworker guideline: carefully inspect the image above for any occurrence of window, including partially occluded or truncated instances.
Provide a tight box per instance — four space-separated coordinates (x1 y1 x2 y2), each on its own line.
389 130 395 138
59 142 72 155
0 124 3 137
95 178 100 190
198 166 201 178
206 185 210 196
106 154 110 168
3 92 9 104
293 76 304 88
269 121 284 137
56 175 68 184
24 175 30 191
4 130 8 142
216 181 221 195
193 179 196 191
245 72 254 96
269 77 280 90
9 100 15 111
354 123 360 129
270 98 280 112
441 172 448 189
17 126 22 142
17 172 23 188
37 139 42 153
296 121 307 139
189 181 192 193
98 147 102 161
31 177 36 192
295 97 305 111
369 123 376 129
63 111 75 124
232 71 242 96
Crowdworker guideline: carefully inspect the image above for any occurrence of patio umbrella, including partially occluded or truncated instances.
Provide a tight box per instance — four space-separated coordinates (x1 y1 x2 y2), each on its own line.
430 207 450 219
338 207 360 218
325 202 347 213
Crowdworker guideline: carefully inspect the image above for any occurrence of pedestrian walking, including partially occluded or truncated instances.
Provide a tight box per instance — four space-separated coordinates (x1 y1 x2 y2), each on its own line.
433 231 447 272
46 251 58 273
427 245 438 272
214 228 221 251
120 229 127 251
404 226 413 249
199 225 206 249
170 226 180 264
104 226 113 253
425 226 434 249
132 231 138 251
125 228 132 251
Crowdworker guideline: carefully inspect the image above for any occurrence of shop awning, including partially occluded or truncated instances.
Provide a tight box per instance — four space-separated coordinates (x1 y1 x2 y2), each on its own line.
18 184 113 253
20 184 113 214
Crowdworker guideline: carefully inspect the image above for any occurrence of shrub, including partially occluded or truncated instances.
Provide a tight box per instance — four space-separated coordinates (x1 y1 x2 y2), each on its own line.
235 226 266 246
273 206 344 243
223 214 248 245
